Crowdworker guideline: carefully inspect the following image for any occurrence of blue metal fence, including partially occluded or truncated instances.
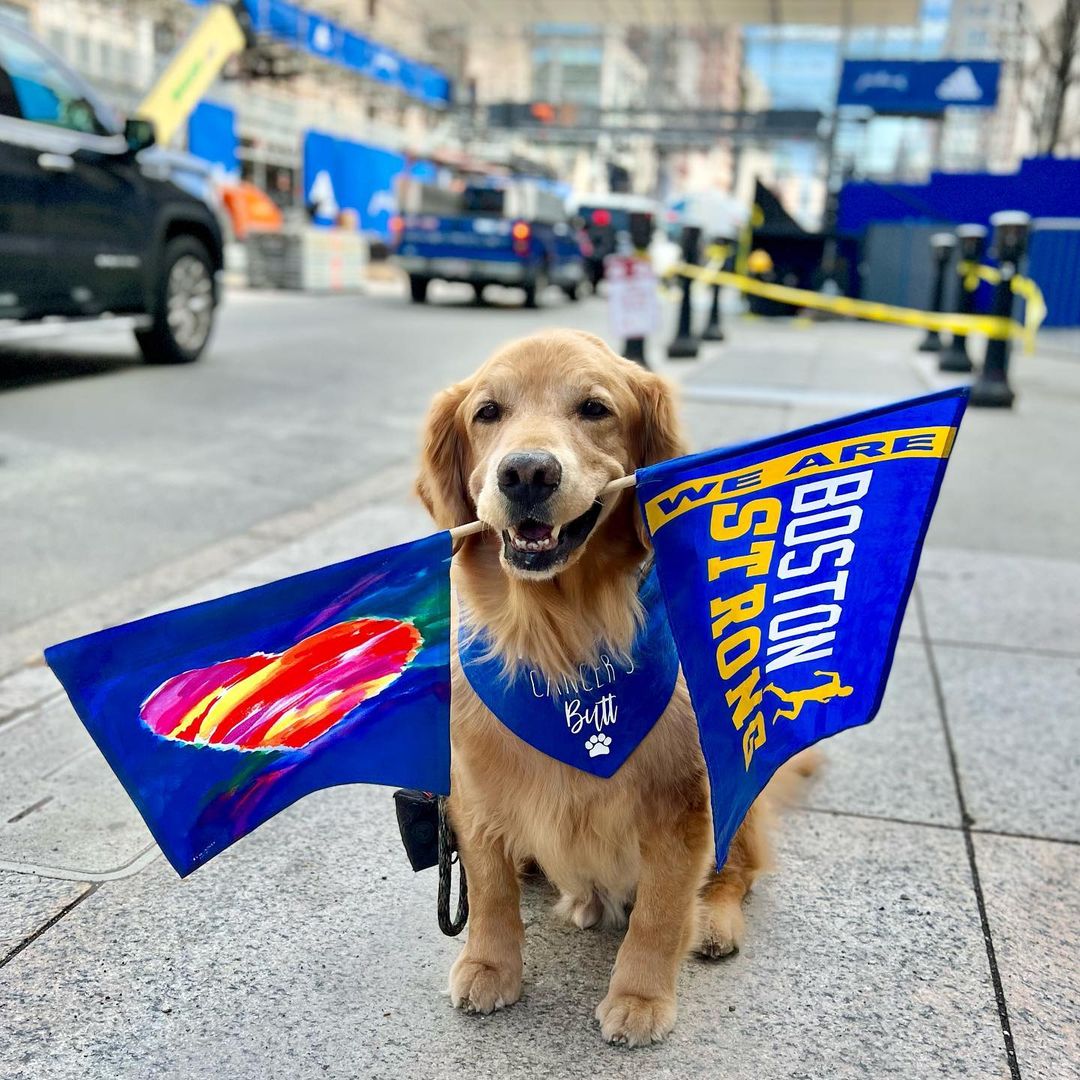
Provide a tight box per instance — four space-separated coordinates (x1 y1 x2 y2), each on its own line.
1029 220 1080 328
838 158 1080 326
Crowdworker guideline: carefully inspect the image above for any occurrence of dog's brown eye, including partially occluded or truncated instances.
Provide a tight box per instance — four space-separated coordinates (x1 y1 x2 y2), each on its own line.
578 398 611 420
474 401 502 423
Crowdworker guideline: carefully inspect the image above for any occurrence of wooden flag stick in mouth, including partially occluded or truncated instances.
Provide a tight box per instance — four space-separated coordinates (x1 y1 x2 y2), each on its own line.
448 474 639 542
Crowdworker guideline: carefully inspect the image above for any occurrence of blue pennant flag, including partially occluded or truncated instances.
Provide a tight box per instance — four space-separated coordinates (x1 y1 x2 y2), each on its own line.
45 533 452 876
636 390 967 865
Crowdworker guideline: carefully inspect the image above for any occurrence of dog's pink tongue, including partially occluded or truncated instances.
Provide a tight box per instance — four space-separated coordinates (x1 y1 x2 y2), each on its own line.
516 520 553 541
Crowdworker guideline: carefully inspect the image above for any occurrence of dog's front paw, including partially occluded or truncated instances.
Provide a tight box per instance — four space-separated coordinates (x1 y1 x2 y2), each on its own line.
696 897 744 959
449 954 522 1015
595 991 676 1047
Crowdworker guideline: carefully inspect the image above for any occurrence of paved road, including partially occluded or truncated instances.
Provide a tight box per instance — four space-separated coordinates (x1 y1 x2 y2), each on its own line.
0 284 608 640
1 293 1077 1079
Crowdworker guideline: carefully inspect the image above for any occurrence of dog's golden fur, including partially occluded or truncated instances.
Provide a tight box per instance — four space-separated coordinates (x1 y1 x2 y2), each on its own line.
416 329 811 1046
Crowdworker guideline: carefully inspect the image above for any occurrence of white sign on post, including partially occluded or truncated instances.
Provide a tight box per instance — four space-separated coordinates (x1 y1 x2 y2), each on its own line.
605 255 660 340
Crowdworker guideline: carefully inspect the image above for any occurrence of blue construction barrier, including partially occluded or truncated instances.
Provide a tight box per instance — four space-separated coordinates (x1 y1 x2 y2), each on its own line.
839 158 1080 326
187 101 238 176
1028 220 1080 328
303 131 417 238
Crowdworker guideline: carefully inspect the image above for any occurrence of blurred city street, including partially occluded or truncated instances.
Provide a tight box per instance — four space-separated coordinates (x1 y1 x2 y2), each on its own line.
1 282 1077 1079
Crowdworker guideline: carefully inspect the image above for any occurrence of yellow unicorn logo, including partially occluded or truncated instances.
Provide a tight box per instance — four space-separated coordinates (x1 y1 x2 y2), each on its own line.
764 671 854 723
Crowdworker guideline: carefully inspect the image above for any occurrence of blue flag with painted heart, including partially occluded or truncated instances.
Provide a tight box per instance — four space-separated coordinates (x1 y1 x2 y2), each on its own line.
45 533 452 877
636 389 967 865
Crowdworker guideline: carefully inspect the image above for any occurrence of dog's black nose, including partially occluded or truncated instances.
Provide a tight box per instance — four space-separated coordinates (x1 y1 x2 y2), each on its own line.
497 450 562 506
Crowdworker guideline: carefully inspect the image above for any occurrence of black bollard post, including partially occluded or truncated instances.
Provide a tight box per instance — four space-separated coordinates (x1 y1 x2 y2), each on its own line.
970 211 1029 408
700 235 733 342
940 224 987 373
667 225 702 359
917 232 957 352
622 211 655 367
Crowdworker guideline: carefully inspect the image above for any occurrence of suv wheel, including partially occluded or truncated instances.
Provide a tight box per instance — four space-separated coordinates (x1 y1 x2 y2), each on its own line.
136 236 216 364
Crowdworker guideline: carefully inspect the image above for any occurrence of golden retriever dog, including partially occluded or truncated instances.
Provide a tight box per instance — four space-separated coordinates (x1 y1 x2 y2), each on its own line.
416 328 806 1046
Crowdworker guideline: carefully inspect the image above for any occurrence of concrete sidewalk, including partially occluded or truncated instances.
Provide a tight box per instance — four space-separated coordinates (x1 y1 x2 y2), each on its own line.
1 318 1077 1079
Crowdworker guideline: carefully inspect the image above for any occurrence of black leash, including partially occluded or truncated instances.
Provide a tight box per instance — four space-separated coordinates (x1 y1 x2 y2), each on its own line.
437 797 468 936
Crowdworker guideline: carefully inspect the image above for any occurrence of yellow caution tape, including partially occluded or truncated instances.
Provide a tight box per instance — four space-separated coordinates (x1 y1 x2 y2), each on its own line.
704 242 731 266
1010 274 1047 354
667 262 1046 352
954 262 1047 352
957 260 999 291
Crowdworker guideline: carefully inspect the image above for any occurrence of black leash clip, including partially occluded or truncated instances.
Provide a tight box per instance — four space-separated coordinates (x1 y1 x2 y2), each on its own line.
393 789 468 936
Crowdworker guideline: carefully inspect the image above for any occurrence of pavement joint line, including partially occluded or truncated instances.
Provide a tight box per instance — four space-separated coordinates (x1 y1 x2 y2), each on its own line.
795 803 1080 848
38 743 96 780
909 353 963 393
680 384 898 409
6 795 54 825
0 881 100 969
915 584 1023 1080
0 458 418 683
927 637 1080 661
0 688 65 733
0 842 161 883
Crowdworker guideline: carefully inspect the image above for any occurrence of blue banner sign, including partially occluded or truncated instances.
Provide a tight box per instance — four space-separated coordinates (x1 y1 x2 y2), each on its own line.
637 390 967 864
837 59 1000 114
303 130 406 236
187 0 450 105
248 0 451 106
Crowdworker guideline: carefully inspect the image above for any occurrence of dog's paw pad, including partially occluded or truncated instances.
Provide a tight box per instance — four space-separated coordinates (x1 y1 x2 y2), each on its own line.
585 733 612 758
596 992 676 1047
696 900 744 960
449 957 521 1015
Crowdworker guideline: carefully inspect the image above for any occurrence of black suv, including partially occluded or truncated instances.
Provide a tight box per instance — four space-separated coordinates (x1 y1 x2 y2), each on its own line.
0 20 224 363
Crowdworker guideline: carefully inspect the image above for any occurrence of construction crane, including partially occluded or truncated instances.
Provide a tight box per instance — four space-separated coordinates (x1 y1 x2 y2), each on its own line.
136 1 253 148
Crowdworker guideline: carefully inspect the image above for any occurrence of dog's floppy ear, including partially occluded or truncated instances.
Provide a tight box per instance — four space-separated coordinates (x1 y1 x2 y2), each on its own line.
629 368 688 549
631 368 687 470
416 381 473 529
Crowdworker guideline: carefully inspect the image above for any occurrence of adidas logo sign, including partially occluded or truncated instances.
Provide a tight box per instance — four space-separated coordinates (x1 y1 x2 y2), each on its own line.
936 65 983 102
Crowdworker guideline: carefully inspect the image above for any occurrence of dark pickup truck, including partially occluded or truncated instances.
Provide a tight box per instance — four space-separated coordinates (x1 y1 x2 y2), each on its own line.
0 19 224 363
392 181 584 308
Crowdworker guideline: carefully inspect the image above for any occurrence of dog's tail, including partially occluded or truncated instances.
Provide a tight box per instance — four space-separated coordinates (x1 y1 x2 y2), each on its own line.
763 747 824 808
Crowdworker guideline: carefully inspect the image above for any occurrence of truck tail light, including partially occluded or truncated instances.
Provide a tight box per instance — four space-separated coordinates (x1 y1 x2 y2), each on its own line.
389 215 404 248
512 220 531 255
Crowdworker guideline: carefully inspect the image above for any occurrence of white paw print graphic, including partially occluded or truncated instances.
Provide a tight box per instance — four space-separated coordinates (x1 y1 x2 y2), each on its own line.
585 733 612 758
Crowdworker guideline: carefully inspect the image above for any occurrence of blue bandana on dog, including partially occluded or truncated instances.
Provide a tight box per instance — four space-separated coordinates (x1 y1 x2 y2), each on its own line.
458 569 680 777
